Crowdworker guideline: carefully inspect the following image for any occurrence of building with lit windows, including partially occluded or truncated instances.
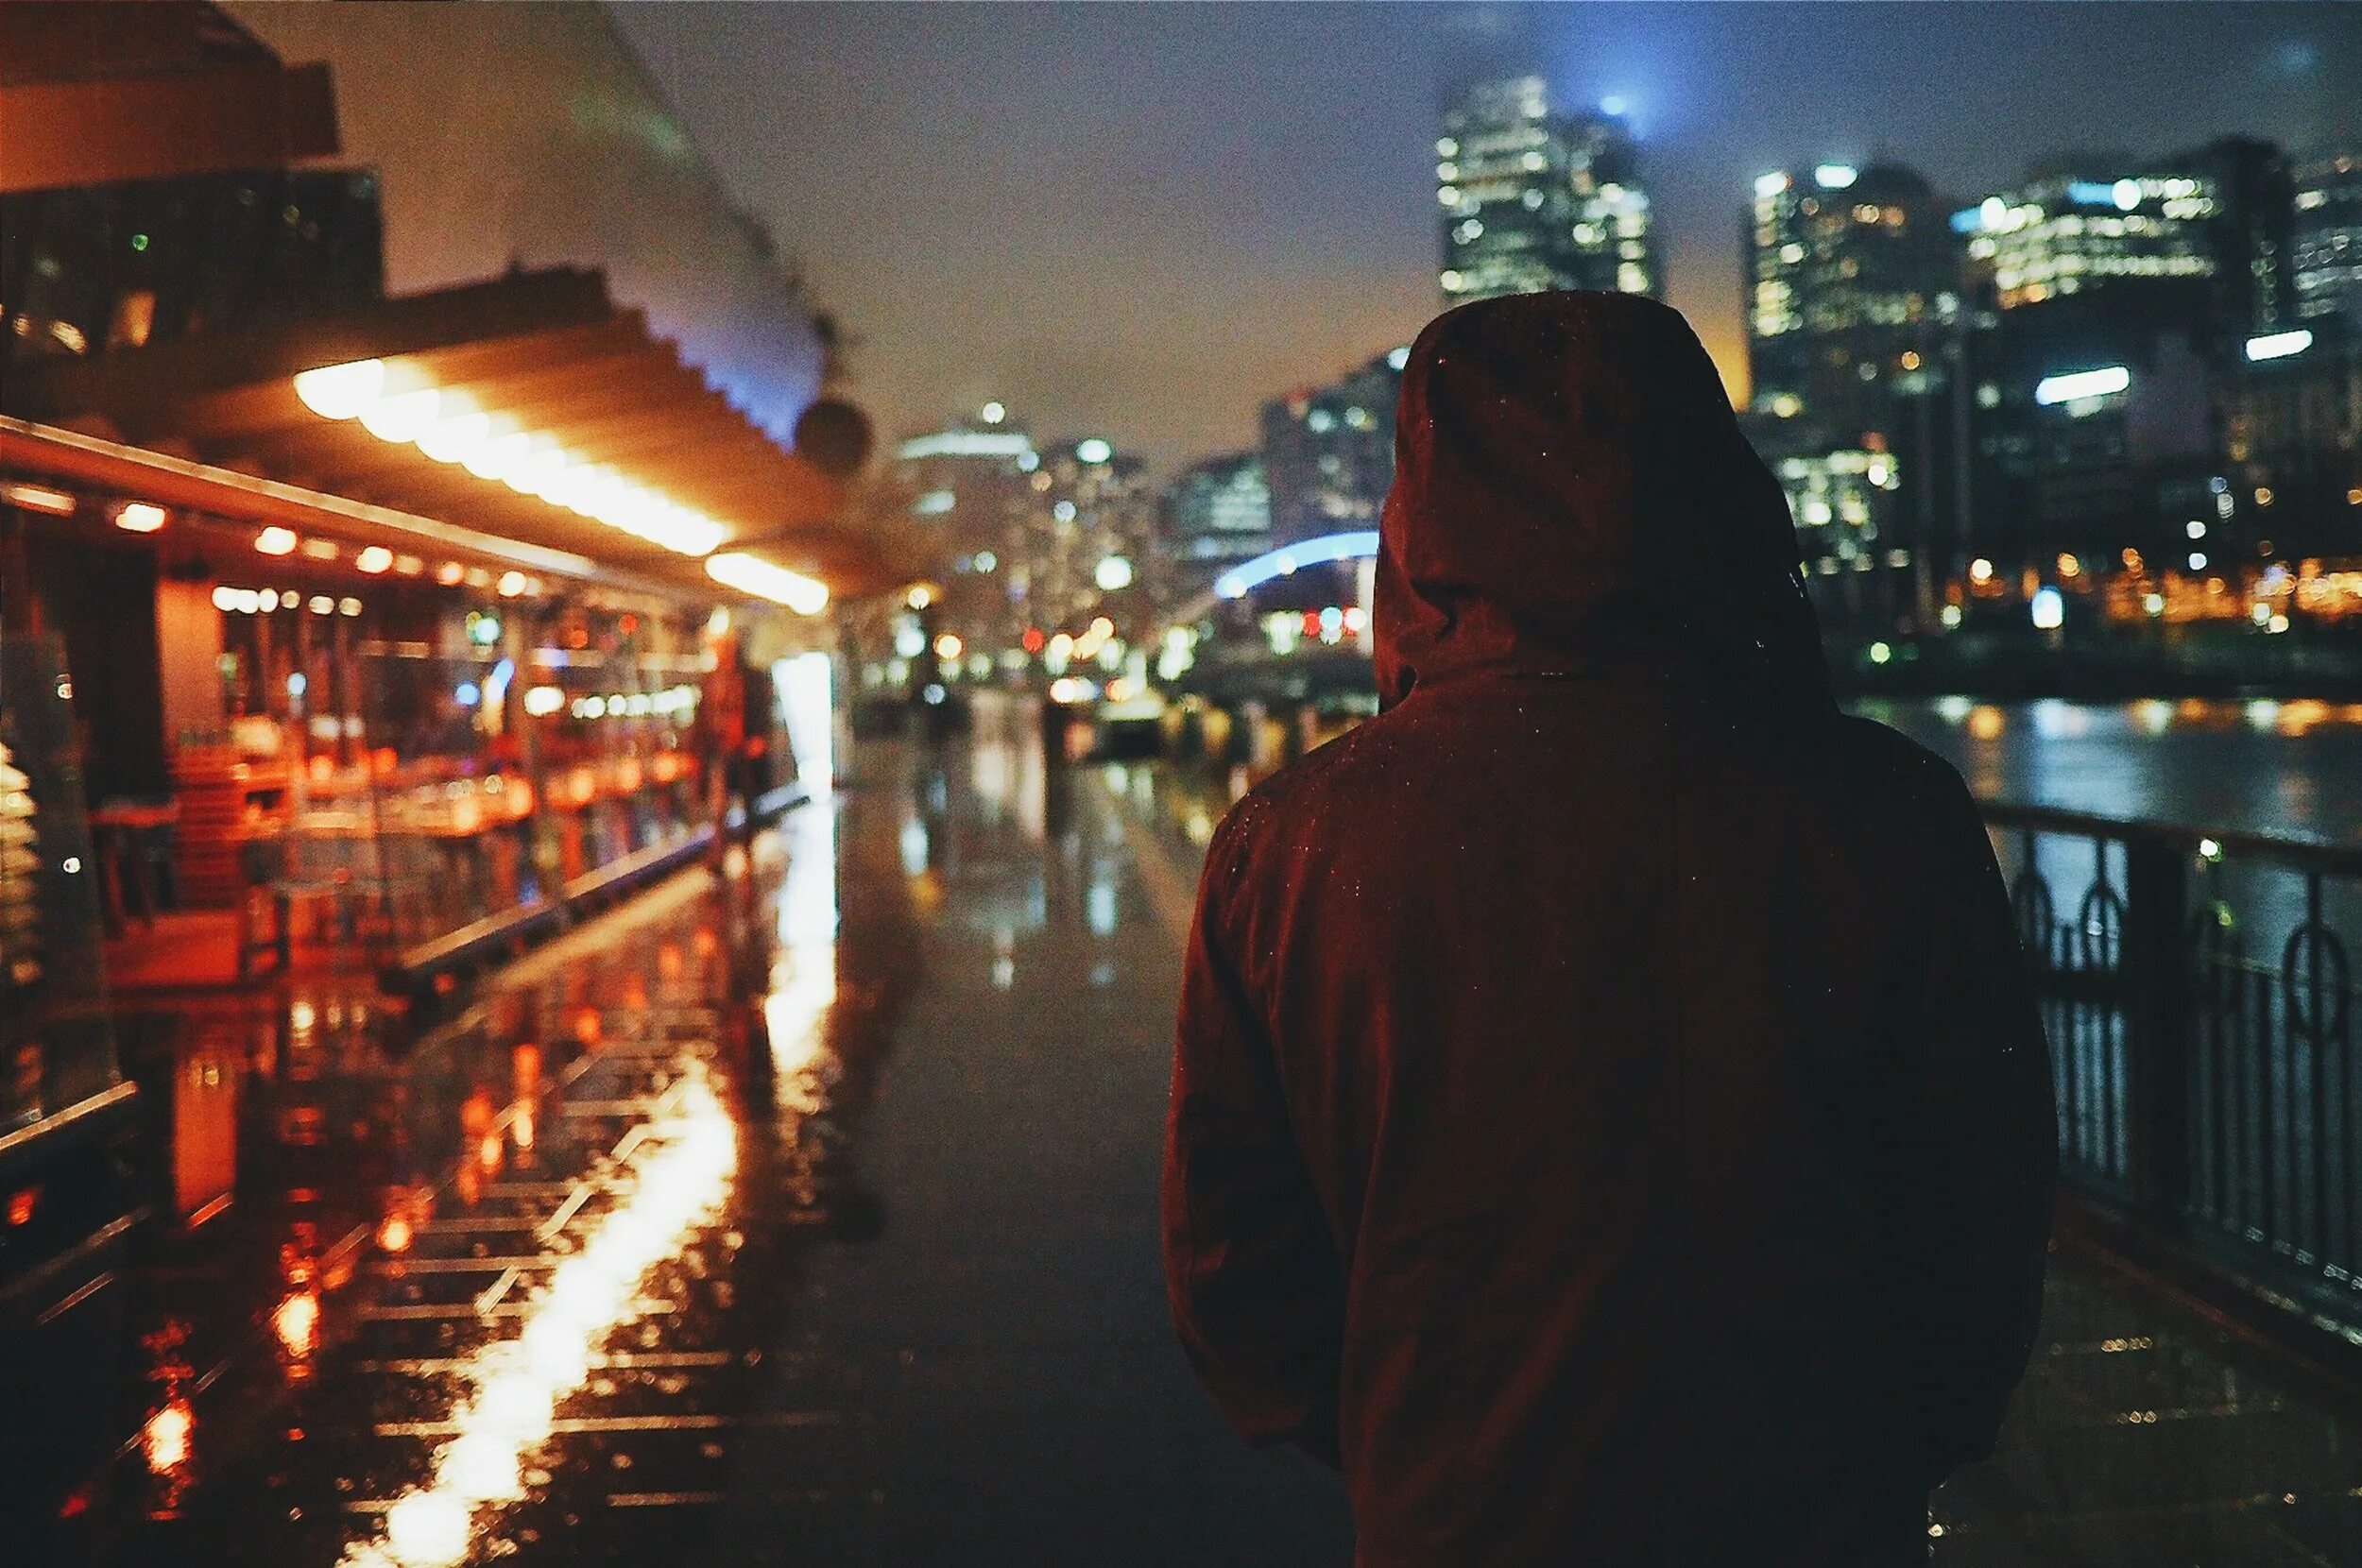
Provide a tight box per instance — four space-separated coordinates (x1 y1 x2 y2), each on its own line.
1745 162 1954 428
891 406 1040 662
1258 348 1406 546
1742 162 1960 628
1956 172 2217 312
877 413 1161 693
2221 321 2362 571
1746 429 1911 622
2294 149 2362 326
1971 290 2220 591
1956 140 2293 346
1436 75 1659 304
1018 437 1155 648
1160 452 1272 582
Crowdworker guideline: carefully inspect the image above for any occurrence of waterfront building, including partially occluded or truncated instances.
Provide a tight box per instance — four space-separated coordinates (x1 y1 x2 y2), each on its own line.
2294 149 2362 326
1034 436 1154 629
1740 412 1912 628
893 406 1040 663
1258 348 1406 547
2221 319 2362 576
1970 289 2221 606
1743 162 1962 627
1160 452 1273 584
1957 140 2294 348
226 0 834 437
1958 171 2217 313
1745 163 1953 426
1 11 877 1453
1437 75 1659 304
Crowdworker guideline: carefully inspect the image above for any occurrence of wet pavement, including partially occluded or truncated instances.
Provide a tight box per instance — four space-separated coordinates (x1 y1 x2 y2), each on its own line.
17 728 2362 1565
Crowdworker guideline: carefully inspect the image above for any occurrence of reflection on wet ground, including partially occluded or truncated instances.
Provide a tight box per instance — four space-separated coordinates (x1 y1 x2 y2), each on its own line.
21 721 2362 1564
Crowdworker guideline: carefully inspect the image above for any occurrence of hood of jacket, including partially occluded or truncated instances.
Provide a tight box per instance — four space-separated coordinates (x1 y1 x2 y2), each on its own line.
1373 291 1829 710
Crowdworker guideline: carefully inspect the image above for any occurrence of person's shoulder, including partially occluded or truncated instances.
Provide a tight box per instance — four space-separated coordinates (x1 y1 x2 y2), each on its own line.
1203 709 1396 867
1823 709 1988 839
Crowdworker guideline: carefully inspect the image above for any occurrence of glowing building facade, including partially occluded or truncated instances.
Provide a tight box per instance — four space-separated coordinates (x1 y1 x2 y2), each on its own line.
1956 141 2293 343
1161 452 1273 577
2294 149 2362 325
1745 162 1953 428
1258 348 1406 547
1743 162 1960 626
1437 76 1659 305
1956 173 2218 312
892 409 1040 661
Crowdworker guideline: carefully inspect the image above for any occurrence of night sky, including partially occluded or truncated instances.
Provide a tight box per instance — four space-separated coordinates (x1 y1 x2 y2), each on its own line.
613 2 2361 472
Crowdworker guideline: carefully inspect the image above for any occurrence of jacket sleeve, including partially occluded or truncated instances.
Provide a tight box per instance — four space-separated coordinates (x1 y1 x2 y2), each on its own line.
1160 831 1347 1467
1905 774 2060 1480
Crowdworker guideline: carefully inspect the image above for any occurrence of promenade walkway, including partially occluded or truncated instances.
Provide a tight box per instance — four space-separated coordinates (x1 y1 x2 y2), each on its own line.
29 734 2362 1565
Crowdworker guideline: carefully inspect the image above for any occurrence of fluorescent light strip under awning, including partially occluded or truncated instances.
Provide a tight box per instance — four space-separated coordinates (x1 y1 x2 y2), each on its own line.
705 551 829 616
0 416 647 590
294 358 732 558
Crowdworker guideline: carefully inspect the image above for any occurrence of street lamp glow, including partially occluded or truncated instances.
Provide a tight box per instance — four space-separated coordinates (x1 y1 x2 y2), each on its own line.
2030 587 2065 630
2033 366 2130 406
1754 172 1789 198
2245 329 2315 362
255 526 299 556
1094 554 1134 591
1074 437 1113 465
1813 163 1858 189
705 552 830 615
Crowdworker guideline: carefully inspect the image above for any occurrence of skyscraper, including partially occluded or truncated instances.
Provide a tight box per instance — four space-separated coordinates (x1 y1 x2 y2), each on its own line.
1742 162 1960 626
1022 436 1154 639
1436 76 1659 305
1161 453 1273 580
1954 170 2217 313
1745 162 1953 429
893 404 1039 660
1955 140 2293 347
2294 148 2362 325
1258 348 1406 545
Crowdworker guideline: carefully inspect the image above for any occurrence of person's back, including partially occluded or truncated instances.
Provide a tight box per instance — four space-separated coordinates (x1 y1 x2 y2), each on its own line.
1162 294 2056 1566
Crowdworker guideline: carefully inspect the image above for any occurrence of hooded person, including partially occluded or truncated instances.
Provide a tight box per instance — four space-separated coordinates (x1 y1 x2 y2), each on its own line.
1161 292 2055 1565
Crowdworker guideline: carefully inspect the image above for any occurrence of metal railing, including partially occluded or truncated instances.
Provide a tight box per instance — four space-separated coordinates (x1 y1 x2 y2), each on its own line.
1986 802 2361 1331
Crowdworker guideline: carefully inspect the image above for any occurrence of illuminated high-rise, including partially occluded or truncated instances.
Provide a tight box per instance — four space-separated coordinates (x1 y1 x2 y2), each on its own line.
892 405 1040 666
1955 140 2294 342
1437 76 1659 304
1161 453 1273 578
1744 162 1953 428
1742 161 1959 625
1259 348 1406 545
2294 149 2362 325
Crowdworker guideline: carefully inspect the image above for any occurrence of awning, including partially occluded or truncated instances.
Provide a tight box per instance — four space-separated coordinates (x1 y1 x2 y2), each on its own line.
3 267 894 606
0 2 339 194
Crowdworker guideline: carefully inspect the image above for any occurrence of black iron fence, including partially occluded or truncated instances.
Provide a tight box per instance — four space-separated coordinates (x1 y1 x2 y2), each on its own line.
1988 803 2361 1333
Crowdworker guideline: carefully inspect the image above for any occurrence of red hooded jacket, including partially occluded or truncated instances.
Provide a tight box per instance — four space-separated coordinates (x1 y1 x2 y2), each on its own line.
1162 293 2055 1565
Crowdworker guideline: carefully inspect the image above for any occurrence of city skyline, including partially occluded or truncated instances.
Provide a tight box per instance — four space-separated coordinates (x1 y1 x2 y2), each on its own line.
615 2 2359 471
